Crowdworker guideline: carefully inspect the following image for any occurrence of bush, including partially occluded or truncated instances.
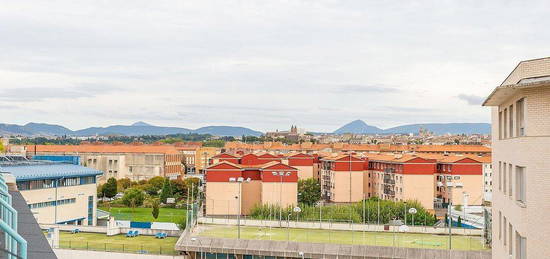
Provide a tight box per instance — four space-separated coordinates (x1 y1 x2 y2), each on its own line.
122 188 145 207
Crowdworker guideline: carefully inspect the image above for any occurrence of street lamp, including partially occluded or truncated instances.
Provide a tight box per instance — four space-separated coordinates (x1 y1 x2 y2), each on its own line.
229 176 251 239
408 208 417 227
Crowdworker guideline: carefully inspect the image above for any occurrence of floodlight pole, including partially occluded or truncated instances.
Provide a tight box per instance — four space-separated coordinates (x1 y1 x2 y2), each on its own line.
448 180 453 250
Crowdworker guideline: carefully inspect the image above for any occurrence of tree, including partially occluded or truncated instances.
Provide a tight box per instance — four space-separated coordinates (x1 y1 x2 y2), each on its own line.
152 199 160 219
103 178 118 199
297 178 321 206
0 140 4 152
160 178 173 203
122 188 145 207
117 178 132 191
176 178 200 201
97 184 104 198
137 183 158 196
148 176 165 191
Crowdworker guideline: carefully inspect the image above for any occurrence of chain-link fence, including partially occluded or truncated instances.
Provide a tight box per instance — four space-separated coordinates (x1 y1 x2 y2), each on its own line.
194 223 488 251
56 240 178 255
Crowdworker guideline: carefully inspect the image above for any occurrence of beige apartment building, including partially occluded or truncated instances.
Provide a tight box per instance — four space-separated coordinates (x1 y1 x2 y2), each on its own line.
320 155 367 203
26 144 184 182
483 57 550 259
205 161 298 216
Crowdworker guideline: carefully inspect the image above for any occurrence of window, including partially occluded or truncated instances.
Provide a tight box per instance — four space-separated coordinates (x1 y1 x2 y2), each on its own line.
88 196 94 226
503 217 507 245
516 166 526 204
516 232 527 259
28 198 76 209
503 163 507 195
509 104 514 138
502 109 508 138
499 211 502 240
509 163 513 197
498 162 502 191
499 111 503 139
516 98 525 136
509 223 513 256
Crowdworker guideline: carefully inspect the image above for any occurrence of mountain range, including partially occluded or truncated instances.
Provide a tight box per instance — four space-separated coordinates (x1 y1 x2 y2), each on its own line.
0 120 491 137
0 122 263 137
333 120 490 135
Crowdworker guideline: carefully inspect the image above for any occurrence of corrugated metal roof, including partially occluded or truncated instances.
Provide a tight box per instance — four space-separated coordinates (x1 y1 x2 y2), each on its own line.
0 163 103 181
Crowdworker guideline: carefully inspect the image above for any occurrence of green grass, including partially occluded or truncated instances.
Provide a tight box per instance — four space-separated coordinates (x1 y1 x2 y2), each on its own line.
197 225 488 251
99 207 186 223
58 231 178 255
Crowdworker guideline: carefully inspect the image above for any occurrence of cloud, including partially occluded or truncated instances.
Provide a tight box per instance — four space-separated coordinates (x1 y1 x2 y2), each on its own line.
332 84 399 94
457 94 485 105
0 0 540 131
0 84 122 102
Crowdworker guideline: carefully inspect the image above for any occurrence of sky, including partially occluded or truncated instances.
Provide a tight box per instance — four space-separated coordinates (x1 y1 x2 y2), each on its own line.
1 0 549 132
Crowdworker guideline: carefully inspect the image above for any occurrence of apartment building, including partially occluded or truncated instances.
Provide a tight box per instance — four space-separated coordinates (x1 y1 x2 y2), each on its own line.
204 160 298 215
224 141 491 155
483 57 550 259
286 153 317 179
175 143 202 174
194 147 220 174
320 154 367 203
0 156 102 226
25 144 184 182
368 155 437 210
435 156 484 207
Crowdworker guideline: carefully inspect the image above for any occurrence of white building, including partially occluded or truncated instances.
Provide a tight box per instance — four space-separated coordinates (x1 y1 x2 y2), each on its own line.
0 155 103 226
483 57 550 259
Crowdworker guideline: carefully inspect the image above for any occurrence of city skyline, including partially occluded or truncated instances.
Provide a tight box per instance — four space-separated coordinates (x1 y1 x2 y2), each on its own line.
1 1 549 132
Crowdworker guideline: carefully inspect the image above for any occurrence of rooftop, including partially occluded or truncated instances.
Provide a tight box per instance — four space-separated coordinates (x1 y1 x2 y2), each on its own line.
0 157 103 181
484 57 550 106
26 144 181 154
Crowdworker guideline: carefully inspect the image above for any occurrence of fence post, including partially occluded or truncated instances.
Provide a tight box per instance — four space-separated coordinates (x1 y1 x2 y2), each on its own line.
69 241 71 249
86 241 89 250
122 244 125 253
160 245 162 255
104 243 106 252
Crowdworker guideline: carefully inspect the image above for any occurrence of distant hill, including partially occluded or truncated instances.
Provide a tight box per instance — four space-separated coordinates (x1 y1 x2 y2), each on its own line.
333 120 383 134
0 122 262 137
22 123 73 136
74 125 192 136
333 120 490 135
193 126 262 137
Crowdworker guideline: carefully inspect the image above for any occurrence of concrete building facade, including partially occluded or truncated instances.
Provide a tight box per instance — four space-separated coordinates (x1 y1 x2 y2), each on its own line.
483 57 550 259
205 160 298 216
25 144 184 182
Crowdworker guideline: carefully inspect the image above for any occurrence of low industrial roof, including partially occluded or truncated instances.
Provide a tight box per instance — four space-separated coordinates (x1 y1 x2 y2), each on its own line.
0 162 103 181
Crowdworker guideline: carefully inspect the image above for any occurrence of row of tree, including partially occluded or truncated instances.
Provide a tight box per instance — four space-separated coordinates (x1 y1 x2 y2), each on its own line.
249 197 437 226
98 176 200 208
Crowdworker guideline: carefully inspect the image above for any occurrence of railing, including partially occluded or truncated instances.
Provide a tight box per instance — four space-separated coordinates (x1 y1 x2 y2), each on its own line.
0 174 27 259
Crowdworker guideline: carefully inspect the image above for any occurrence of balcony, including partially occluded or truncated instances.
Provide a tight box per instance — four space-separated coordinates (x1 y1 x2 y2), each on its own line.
383 179 395 185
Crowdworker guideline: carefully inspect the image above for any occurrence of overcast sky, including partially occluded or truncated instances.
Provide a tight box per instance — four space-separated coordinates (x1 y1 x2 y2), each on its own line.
1 1 549 132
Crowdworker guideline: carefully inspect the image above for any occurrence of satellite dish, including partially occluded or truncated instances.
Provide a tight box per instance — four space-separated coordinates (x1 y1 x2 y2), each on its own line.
408 208 417 214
